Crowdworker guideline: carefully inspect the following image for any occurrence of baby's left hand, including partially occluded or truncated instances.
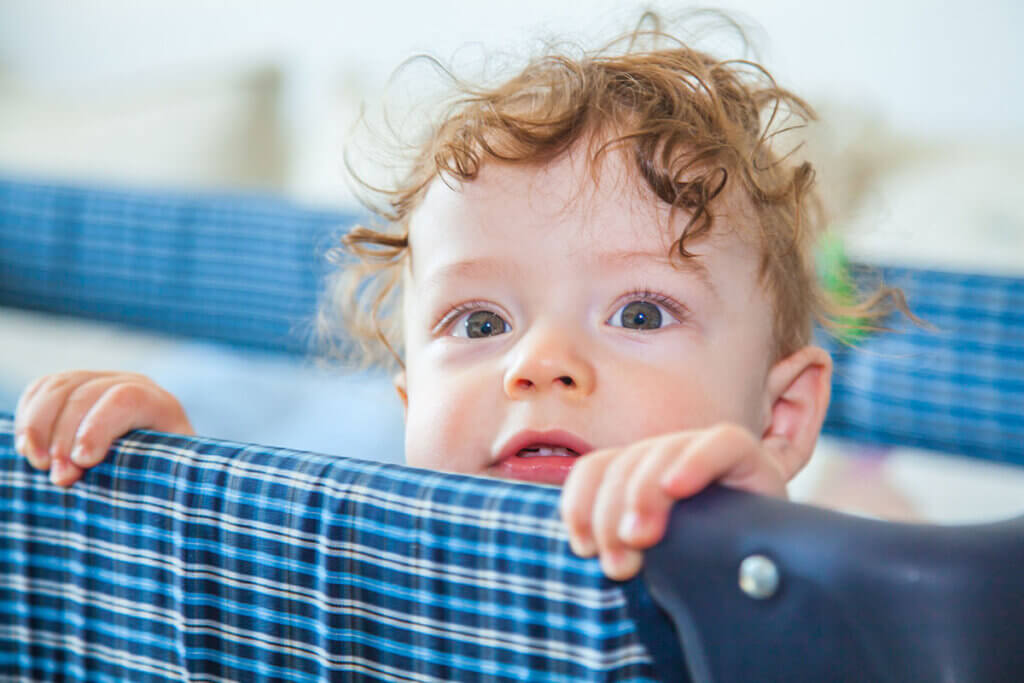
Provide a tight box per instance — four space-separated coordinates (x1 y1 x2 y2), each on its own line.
559 424 787 580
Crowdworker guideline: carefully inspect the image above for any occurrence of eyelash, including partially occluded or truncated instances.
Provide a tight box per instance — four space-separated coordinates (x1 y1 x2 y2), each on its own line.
617 288 687 322
433 289 688 335
433 300 498 335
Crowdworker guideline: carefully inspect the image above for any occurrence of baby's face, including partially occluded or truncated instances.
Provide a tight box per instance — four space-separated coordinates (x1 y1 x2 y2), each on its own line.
397 146 778 484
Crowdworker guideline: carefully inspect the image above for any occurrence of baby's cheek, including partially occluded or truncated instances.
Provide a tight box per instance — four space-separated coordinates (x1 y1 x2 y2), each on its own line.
403 396 484 474
611 380 728 442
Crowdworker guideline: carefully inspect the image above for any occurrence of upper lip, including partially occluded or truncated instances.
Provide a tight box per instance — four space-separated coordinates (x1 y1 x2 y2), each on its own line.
496 429 595 462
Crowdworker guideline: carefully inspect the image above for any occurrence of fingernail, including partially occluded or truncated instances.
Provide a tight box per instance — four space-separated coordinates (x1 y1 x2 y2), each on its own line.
15 434 27 455
70 445 88 466
601 548 643 580
618 512 642 542
49 460 65 485
568 535 597 557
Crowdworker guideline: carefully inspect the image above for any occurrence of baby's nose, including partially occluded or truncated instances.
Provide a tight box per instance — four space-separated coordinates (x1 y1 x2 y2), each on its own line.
503 332 595 398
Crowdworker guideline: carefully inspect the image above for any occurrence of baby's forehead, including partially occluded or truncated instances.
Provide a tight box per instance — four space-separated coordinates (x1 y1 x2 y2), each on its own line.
408 148 758 270
404 173 765 323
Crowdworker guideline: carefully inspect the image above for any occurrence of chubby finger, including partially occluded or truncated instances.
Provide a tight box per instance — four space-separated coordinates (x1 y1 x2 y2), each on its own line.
590 446 650 580
49 457 85 488
616 438 694 549
660 424 786 499
70 381 193 467
14 371 100 469
48 376 125 470
560 448 618 557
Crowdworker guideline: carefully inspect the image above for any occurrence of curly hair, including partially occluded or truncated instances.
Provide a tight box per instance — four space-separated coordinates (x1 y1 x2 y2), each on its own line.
320 12 906 369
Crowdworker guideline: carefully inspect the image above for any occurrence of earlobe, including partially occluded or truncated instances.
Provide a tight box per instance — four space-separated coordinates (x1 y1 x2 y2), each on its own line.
393 371 408 420
761 345 833 480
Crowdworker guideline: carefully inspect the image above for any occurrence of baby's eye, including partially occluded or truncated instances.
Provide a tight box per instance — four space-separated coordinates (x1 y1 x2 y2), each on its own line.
451 310 509 339
608 300 678 330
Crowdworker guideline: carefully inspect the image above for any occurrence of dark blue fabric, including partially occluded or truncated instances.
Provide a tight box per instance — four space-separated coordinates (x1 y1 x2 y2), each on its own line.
822 266 1024 466
0 414 663 681
0 176 358 355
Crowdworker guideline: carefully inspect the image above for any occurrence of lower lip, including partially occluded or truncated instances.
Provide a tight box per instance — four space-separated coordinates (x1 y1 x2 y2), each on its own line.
493 455 579 486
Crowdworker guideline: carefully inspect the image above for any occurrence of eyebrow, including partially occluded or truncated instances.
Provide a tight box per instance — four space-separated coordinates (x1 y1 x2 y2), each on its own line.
418 257 522 289
419 250 718 299
595 249 718 299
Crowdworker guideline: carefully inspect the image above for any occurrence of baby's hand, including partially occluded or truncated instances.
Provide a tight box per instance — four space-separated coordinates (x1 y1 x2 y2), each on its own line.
13 371 193 487
560 424 787 580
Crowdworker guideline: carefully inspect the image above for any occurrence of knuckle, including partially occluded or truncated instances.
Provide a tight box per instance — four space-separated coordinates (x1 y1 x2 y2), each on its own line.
64 382 99 410
106 382 148 410
44 372 78 393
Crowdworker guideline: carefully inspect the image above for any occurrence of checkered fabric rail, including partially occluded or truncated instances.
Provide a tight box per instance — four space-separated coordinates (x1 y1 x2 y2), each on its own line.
0 415 681 682
0 176 357 355
822 266 1024 466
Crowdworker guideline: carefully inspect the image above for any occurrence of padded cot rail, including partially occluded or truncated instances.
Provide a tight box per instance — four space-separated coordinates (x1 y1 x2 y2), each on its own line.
0 414 675 682
3 415 1023 682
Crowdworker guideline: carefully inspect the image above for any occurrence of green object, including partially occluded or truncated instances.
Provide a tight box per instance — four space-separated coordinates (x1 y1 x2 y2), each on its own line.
818 232 869 345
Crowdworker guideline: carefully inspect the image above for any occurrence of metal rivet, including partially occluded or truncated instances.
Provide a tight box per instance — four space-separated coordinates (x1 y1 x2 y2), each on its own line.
739 554 779 599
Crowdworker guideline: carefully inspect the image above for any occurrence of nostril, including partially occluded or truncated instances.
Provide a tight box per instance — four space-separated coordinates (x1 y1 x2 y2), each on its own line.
516 379 534 390
557 376 575 387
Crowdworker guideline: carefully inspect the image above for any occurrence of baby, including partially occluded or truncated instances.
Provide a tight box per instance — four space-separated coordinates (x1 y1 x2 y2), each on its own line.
12 18 892 581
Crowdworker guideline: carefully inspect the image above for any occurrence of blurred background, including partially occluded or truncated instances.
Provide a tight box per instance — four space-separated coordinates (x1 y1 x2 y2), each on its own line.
1 0 1022 520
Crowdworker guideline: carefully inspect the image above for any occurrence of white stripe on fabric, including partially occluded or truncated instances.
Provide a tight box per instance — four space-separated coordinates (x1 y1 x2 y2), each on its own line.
0 625 185 680
3 567 646 671
2 499 624 616
118 439 569 538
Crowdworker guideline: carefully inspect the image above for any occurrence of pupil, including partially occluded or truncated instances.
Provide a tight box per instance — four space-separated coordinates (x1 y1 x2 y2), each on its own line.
622 301 661 330
466 311 505 338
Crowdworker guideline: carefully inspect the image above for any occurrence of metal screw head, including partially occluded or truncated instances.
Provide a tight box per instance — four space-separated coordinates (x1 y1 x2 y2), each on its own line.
739 554 780 599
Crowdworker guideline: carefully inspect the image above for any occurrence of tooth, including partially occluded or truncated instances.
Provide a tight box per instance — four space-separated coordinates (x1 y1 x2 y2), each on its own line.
515 445 581 458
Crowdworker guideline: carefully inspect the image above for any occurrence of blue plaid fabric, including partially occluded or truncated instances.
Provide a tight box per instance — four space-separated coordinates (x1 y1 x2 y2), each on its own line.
0 414 678 681
823 266 1024 466
0 176 358 355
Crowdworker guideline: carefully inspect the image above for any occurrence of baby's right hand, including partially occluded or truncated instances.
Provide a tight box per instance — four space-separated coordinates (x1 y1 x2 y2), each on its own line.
13 371 194 487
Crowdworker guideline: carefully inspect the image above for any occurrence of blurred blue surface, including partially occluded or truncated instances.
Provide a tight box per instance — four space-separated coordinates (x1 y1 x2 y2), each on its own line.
147 342 405 463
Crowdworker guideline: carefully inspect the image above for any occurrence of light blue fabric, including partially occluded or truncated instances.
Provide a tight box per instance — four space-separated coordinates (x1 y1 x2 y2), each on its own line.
821 266 1024 465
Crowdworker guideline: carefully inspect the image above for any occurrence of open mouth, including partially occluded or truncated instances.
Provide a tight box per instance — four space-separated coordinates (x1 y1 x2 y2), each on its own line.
516 445 581 458
495 430 593 485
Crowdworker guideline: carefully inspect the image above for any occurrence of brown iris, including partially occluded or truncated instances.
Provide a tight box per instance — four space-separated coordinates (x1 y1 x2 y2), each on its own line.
621 301 661 330
465 311 507 338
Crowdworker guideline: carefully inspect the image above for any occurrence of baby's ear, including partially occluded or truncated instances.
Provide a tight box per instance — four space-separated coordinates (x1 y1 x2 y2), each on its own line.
760 345 832 480
393 371 408 420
